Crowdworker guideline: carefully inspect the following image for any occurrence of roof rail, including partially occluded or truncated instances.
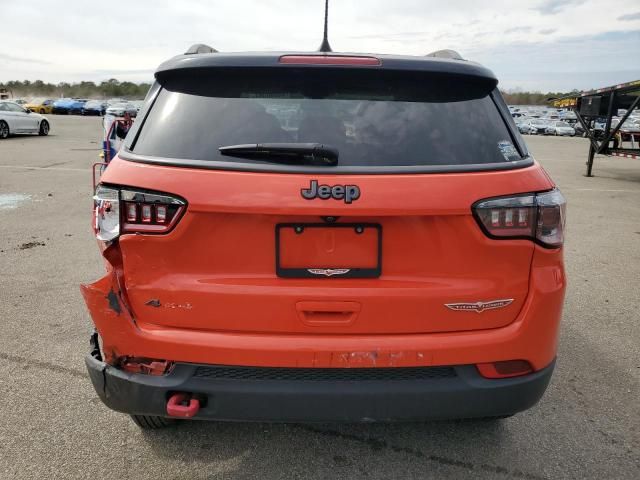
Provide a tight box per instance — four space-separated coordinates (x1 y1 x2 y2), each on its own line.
425 49 464 61
185 44 218 55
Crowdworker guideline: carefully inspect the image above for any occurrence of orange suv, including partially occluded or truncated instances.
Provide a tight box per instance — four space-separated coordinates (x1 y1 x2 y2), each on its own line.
82 46 566 428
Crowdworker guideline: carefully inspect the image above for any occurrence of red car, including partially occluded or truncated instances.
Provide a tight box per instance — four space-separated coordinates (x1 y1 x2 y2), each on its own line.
82 46 566 428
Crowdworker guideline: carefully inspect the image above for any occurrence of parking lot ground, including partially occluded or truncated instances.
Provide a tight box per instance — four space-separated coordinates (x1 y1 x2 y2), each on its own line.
0 116 639 479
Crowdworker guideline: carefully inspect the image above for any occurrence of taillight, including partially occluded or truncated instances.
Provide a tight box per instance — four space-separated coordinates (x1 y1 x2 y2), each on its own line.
279 55 381 66
121 189 185 233
93 185 185 241
473 189 566 248
94 185 120 241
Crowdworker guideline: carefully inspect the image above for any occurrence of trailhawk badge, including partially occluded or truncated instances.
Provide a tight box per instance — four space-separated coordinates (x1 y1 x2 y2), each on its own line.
445 299 514 313
307 268 351 277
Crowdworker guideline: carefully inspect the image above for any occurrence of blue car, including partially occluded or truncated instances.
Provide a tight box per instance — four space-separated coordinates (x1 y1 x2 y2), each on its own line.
82 100 107 116
52 98 88 115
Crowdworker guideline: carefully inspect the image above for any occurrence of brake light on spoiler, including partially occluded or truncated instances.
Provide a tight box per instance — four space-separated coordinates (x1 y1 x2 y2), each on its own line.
279 55 381 66
473 189 566 248
93 185 185 241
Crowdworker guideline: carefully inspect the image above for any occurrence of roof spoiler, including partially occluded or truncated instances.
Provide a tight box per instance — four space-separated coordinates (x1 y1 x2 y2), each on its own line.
425 49 464 61
185 44 218 55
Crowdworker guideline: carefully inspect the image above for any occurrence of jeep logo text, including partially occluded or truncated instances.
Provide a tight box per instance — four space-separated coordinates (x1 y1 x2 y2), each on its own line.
301 180 360 204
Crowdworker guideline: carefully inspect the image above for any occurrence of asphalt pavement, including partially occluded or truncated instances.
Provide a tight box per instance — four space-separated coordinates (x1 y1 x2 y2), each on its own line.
0 116 638 479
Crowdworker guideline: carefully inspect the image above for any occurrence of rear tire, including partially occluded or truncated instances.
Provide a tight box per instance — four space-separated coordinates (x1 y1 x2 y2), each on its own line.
39 120 49 136
0 120 9 139
40 108 45 114
130 414 176 429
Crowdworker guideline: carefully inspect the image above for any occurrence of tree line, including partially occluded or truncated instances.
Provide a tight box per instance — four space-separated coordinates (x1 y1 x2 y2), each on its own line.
1 79 578 105
501 90 580 106
0 79 152 100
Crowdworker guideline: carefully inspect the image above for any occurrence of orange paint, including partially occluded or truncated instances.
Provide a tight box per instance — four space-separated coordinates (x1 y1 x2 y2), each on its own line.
82 157 564 372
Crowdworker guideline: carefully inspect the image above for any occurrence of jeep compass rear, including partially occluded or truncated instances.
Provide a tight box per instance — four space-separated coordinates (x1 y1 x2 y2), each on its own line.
82 46 566 428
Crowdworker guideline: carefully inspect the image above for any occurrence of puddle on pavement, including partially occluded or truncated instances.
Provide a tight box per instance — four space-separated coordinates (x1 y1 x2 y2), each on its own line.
0 193 31 210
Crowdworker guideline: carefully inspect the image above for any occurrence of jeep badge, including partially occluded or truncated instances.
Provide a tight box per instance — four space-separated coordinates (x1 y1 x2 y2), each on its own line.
301 180 360 204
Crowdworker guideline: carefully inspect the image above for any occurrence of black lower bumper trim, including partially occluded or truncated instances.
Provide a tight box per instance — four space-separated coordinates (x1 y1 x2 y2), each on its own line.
85 353 555 423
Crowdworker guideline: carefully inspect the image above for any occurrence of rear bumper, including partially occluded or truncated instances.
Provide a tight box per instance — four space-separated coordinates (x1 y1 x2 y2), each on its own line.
80 245 565 372
86 347 554 422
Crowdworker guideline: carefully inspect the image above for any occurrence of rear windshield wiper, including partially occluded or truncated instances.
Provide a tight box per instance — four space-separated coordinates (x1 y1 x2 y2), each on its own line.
219 143 339 166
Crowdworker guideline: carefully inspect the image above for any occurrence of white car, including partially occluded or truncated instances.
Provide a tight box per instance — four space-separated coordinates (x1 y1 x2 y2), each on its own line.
519 119 549 135
0 101 50 139
545 121 575 137
106 102 137 117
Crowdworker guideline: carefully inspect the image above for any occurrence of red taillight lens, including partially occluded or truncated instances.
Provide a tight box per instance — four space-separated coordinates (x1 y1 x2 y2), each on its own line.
140 204 152 223
126 203 137 222
156 205 167 223
477 360 533 379
93 185 185 240
121 189 185 234
473 189 566 248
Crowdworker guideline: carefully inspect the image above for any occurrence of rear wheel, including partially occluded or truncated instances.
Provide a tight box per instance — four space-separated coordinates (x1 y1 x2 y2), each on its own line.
130 414 176 429
0 121 9 139
40 108 45 114
39 120 49 136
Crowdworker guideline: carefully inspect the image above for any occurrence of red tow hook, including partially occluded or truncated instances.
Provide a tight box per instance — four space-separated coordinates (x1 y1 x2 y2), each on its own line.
166 393 200 418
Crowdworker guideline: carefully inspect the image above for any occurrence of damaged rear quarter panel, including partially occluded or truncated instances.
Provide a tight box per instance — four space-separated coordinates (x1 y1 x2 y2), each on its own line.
80 272 132 363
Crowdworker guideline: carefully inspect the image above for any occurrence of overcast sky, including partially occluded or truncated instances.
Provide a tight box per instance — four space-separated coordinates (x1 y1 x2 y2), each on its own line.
1 0 639 92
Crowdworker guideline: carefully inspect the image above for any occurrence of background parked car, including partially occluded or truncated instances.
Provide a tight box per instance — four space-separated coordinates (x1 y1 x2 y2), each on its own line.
521 119 549 135
545 121 576 137
131 100 144 113
52 98 73 114
0 101 50 138
82 100 107 116
25 98 55 114
515 119 531 134
69 99 88 114
612 118 640 133
52 98 88 114
106 98 126 107
573 122 587 137
106 102 138 117
612 119 640 144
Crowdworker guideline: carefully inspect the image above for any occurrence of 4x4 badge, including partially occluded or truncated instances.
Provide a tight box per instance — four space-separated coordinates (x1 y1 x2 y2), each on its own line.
301 180 360 204
307 268 351 277
445 299 513 313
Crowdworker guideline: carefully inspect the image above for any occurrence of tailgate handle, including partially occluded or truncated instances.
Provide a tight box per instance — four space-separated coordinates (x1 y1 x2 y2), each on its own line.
296 301 361 326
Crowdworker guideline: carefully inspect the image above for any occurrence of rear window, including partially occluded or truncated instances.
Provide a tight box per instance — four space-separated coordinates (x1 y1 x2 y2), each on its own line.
130 69 524 170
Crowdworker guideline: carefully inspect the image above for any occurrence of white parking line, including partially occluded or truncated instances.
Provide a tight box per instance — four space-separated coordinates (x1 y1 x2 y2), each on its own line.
0 164 89 172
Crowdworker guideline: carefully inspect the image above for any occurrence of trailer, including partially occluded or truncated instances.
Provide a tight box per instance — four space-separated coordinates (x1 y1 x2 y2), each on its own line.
551 79 640 176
